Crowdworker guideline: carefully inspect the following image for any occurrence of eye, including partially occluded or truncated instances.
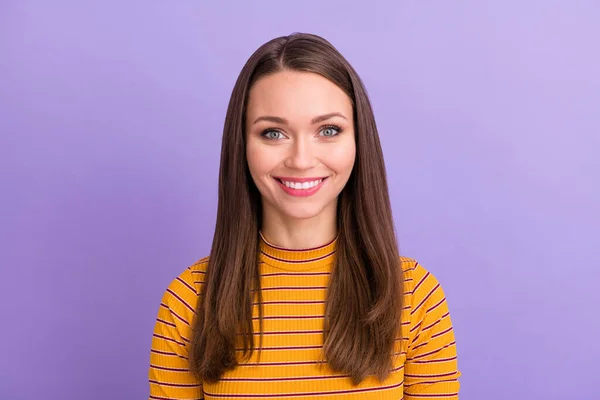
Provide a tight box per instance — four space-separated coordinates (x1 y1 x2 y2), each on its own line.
319 125 342 138
261 129 285 140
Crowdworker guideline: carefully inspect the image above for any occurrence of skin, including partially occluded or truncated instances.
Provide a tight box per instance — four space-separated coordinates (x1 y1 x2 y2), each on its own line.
245 70 356 249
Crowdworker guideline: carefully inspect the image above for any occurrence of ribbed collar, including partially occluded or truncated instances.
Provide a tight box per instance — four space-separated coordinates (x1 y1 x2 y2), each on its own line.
258 232 337 271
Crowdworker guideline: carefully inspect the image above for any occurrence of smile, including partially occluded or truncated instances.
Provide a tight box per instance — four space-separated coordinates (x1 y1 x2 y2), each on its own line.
274 177 328 197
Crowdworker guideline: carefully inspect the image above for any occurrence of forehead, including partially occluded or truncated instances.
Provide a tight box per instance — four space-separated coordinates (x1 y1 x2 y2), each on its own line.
246 70 352 121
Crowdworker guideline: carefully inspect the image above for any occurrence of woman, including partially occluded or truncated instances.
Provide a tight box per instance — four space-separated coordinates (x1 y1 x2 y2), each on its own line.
149 32 460 399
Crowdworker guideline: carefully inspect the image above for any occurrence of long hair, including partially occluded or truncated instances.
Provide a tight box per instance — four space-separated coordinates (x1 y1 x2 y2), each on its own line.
189 32 402 385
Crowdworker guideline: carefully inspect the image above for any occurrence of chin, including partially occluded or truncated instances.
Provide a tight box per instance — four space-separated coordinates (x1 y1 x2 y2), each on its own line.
277 204 328 221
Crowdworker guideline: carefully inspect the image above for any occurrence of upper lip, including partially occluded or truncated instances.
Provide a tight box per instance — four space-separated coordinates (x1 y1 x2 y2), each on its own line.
274 177 327 183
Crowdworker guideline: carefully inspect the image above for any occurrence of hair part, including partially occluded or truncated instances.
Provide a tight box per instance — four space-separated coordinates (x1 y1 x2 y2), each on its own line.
189 32 403 385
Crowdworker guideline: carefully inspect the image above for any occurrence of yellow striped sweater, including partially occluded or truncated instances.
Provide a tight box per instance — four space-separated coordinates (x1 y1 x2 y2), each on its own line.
149 235 460 399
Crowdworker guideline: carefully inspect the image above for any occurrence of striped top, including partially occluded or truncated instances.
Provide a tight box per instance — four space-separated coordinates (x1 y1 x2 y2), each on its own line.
149 235 460 399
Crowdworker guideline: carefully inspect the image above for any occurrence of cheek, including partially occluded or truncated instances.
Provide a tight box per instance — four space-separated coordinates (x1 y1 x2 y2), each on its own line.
325 142 356 175
245 144 262 183
246 140 263 170
246 143 275 183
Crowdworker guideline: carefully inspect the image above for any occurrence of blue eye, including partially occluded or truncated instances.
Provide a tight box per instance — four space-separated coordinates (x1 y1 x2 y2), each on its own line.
262 130 284 140
320 125 341 137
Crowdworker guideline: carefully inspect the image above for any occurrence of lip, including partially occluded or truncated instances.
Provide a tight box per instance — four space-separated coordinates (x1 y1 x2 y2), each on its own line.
274 177 327 197
274 176 328 183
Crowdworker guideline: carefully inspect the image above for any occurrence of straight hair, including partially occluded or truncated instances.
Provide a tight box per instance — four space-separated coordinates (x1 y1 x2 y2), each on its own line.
189 32 403 385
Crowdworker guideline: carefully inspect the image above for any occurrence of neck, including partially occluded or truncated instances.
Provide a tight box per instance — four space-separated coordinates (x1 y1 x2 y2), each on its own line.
260 203 337 250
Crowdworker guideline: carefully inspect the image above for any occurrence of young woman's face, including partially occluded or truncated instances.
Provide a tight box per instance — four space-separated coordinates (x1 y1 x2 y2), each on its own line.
245 70 356 222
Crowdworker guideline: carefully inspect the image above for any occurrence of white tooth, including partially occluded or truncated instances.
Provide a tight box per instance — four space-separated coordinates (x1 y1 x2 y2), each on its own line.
281 179 323 190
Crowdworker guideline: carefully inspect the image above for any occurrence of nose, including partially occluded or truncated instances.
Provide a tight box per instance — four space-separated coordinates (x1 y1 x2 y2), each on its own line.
284 136 318 170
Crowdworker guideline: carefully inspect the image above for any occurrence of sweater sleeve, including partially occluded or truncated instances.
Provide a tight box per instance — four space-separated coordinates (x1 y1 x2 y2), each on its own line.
403 262 461 399
148 267 204 400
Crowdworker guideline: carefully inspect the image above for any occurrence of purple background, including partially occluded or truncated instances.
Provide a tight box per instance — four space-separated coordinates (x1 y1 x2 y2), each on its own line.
1 1 599 399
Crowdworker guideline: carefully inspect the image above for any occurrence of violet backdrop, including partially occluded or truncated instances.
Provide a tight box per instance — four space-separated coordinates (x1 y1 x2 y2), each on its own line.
1 1 599 399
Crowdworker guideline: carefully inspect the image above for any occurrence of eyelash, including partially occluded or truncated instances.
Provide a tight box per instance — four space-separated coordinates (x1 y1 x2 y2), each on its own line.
261 125 343 141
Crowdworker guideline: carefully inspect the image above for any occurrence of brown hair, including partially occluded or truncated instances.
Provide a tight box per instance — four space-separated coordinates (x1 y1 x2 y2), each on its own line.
189 32 402 385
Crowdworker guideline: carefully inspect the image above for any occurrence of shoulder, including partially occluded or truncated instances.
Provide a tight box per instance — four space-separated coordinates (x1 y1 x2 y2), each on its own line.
400 256 449 316
159 256 209 316
187 256 209 289
400 256 442 290
400 255 429 286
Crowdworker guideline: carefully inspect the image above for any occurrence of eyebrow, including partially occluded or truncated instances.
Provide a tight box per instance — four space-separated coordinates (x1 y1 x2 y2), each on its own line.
252 112 347 125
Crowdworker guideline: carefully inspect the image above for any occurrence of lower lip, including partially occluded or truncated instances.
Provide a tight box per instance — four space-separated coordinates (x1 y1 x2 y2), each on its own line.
276 178 327 197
